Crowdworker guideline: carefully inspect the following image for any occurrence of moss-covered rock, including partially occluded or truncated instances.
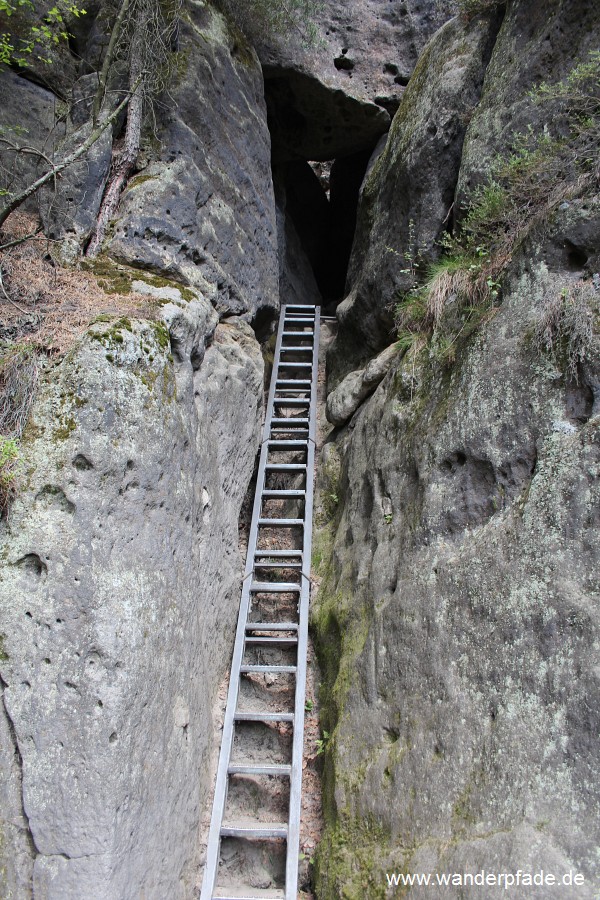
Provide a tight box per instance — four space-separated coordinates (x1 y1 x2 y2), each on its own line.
328 9 504 385
0 302 264 897
315 202 600 895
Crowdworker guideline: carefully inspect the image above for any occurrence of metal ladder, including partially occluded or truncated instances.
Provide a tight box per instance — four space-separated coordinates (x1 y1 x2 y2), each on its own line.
201 304 320 900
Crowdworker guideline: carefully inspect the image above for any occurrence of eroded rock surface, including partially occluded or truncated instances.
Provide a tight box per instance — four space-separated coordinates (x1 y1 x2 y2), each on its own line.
326 342 400 426
456 0 600 203
314 164 600 900
108 2 279 319
0 292 263 898
0 69 66 210
259 0 457 148
328 10 502 383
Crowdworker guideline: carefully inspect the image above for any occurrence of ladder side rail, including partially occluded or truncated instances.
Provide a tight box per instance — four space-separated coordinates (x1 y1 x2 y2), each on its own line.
200 304 292 900
285 307 320 899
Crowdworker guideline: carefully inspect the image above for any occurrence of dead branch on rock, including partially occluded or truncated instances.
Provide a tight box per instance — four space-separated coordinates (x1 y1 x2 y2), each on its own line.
86 0 183 257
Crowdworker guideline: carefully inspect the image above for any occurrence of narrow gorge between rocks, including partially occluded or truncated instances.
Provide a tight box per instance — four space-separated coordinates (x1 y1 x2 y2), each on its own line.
0 1 599 899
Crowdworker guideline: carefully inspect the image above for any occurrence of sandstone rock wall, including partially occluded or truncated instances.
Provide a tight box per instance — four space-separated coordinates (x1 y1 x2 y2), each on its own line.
314 212 600 896
327 9 503 383
0 3 278 896
0 291 263 898
314 0 600 896
258 0 457 122
107 2 279 319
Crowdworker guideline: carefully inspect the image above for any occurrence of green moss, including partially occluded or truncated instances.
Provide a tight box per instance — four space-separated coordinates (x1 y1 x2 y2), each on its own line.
90 317 135 353
311 523 334 577
140 370 158 392
126 173 158 190
53 416 76 441
152 322 171 350
0 634 8 662
85 257 137 296
20 419 44 444
315 814 392 900
86 254 197 303
451 767 485 837
162 364 176 401
227 20 256 68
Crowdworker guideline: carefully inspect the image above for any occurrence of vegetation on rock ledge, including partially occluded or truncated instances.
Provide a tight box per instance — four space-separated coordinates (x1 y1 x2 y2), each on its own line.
395 50 600 369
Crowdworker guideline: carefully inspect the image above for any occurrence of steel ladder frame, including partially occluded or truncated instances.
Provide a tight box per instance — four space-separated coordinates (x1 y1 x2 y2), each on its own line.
201 304 320 900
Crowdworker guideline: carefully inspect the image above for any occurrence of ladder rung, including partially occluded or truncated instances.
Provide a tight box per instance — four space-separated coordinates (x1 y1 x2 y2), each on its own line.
234 711 295 722
264 464 306 471
245 622 298 632
280 346 313 352
285 305 315 309
267 438 308 446
212 893 285 900
254 550 303 557
220 824 288 839
276 379 311 386
250 582 300 592
282 331 314 336
284 316 314 322
273 398 310 405
273 391 310 397
245 636 298 646
277 362 312 368
228 764 292 776
270 429 309 435
258 518 303 526
261 489 305 497
240 664 297 674
213 896 285 900
271 418 309 425
254 562 302 569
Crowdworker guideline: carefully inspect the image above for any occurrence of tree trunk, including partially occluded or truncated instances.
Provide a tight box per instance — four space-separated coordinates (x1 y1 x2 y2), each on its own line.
86 4 147 258
91 0 131 126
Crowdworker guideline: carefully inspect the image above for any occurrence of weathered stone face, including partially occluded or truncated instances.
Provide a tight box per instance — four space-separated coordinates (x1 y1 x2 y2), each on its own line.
258 0 457 129
327 10 503 384
0 69 66 210
107 2 279 320
456 0 600 205
0 291 264 898
314 207 600 897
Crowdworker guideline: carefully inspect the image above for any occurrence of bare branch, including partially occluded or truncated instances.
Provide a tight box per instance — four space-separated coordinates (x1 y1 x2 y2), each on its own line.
0 80 141 231
92 0 132 125
0 228 43 251
0 265 29 314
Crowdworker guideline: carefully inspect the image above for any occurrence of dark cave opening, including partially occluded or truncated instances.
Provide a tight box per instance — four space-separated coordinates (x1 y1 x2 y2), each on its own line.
263 69 387 313
273 146 375 312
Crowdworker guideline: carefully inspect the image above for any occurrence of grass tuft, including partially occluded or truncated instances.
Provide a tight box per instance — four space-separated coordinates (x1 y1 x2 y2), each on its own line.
394 50 600 369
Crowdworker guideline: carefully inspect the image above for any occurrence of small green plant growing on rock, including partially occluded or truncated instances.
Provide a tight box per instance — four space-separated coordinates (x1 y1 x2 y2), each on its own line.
394 50 600 367
532 280 599 381
0 436 23 515
0 0 86 69
316 729 330 756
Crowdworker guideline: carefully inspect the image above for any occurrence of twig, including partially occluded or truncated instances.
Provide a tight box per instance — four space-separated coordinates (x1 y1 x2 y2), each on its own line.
0 80 141 231
0 265 29 314
0 139 55 169
0 228 43 251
